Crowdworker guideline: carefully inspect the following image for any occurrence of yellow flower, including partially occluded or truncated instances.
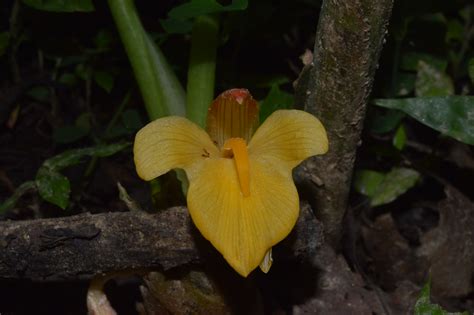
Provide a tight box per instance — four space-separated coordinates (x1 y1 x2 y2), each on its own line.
134 89 328 277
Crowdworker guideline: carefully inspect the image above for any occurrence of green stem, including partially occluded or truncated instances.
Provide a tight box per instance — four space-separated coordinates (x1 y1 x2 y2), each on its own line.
186 15 219 127
104 91 132 137
389 38 401 97
83 91 131 179
0 181 36 214
108 0 185 120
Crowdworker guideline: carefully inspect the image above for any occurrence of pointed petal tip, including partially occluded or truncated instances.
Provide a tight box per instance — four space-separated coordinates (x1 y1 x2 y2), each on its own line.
229 247 273 277
226 253 262 278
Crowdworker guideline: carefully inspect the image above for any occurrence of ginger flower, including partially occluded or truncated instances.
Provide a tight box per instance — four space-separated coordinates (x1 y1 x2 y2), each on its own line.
134 89 328 277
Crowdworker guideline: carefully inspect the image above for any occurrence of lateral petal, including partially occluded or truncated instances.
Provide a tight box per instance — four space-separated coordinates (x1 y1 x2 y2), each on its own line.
134 116 219 181
186 156 299 277
248 110 328 169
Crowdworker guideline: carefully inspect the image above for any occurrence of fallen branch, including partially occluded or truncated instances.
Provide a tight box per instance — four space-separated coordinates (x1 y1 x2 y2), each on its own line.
0 204 322 281
0 207 198 280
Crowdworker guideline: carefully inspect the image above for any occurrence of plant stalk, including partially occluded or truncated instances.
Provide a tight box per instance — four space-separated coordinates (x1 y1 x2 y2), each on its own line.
108 0 185 120
186 15 219 127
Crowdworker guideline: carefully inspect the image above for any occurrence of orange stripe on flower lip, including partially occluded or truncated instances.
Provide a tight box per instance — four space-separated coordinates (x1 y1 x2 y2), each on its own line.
222 137 250 197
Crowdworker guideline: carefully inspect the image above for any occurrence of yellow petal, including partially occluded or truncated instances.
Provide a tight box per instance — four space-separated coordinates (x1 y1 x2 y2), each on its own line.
186 156 299 277
248 110 328 169
134 116 219 180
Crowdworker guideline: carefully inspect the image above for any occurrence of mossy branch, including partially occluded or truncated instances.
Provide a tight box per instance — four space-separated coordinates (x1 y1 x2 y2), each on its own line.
295 0 394 247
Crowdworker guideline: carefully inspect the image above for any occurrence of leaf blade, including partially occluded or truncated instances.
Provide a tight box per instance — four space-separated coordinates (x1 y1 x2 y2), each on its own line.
370 168 420 207
22 0 94 12
374 96 474 145
36 170 71 209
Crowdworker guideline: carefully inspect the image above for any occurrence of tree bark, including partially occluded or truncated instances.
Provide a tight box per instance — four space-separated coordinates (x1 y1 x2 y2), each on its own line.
0 204 321 281
295 0 393 248
0 207 199 280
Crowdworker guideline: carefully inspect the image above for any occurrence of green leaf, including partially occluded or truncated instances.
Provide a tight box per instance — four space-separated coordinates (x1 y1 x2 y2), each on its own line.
53 125 89 144
0 32 9 57
445 19 464 43
36 169 70 209
93 71 115 93
75 112 92 133
103 125 129 140
60 55 87 67
168 0 248 20
401 52 447 72
369 109 405 134
415 61 454 97
353 170 385 197
161 0 248 34
0 181 36 214
27 86 50 102
468 58 474 85
393 124 407 150
355 168 420 206
415 280 468 315
121 109 143 131
394 73 416 96
58 73 78 86
94 29 113 50
2 143 129 211
260 85 294 121
459 6 473 22
51 118 92 145
22 0 94 12
75 64 92 81
374 96 474 145
175 169 189 196
160 18 194 34
253 75 290 88
36 142 129 209
420 13 446 24
370 168 420 207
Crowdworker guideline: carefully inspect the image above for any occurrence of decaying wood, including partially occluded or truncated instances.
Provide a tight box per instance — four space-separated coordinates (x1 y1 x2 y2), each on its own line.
0 207 199 280
295 0 394 247
0 204 322 281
